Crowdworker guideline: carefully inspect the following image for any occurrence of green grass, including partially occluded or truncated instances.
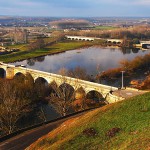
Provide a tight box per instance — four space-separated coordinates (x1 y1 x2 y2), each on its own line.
94 26 118 30
7 44 29 51
28 92 150 150
46 41 92 51
0 41 93 63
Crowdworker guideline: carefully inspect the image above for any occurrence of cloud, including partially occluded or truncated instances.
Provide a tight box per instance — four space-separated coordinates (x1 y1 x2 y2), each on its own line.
88 0 150 6
133 0 150 5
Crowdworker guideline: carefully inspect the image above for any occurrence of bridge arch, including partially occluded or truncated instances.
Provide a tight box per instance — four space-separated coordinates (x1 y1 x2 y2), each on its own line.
14 72 26 81
113 41 117 44
108 41 112 44
59 83 75 91
0 68 6 78
59 83 75 98
86 90 104 102
35 77 49 86
132 48 139 53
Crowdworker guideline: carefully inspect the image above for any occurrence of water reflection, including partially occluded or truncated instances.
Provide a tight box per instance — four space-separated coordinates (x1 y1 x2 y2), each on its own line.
10 46 149 76
132 48 140 53
27 59 35 66
27 56 45 66
120 48 140 54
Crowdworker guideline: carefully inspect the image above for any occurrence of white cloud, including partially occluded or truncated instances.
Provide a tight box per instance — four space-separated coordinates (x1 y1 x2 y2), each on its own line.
88 0 150 6
1 0 46 7
133 0 150 5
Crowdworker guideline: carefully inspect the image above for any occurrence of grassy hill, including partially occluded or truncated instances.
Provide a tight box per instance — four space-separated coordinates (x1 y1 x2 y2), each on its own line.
27 93 150 150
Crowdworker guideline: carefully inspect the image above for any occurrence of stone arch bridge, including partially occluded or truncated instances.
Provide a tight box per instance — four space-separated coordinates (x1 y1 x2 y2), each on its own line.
65 35 123 44
0 62 123 103
66 36 100 41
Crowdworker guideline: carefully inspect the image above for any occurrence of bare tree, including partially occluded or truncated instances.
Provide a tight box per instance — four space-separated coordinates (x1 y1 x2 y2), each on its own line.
47 80 75 116
47 73 80 117
0 80 31 134
57 67 68 76
68 66 91 80
36 38 45 49
28 38 45 51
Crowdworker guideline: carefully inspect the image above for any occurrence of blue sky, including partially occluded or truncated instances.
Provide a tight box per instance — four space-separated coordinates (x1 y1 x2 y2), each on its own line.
0 0 150 17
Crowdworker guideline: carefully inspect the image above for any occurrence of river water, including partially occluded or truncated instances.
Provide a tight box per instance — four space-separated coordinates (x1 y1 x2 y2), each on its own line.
10 46 149 76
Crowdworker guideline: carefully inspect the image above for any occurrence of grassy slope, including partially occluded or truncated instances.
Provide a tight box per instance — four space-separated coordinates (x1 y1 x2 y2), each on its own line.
0 41 93 63
27 93 150 150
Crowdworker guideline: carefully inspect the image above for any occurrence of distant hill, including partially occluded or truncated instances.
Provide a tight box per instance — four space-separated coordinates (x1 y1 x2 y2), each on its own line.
27 92 150 150
49 19 91 29
0 16 13 19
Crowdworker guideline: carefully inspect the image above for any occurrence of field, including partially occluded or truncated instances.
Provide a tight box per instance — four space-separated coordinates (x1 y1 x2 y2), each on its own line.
0 41 93 63
94 26 118 30
27 92 150 150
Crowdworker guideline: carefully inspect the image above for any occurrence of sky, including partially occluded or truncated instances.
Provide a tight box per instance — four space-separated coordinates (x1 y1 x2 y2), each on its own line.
0 0 150 17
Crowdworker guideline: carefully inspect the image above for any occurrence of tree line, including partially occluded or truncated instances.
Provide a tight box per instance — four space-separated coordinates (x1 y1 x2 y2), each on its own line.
67 25 150 40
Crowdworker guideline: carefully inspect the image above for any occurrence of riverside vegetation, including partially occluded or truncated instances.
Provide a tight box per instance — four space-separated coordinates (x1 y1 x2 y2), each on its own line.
97 53 150 89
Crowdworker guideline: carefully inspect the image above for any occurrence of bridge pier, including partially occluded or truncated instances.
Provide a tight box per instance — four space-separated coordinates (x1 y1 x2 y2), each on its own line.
6 67 15 79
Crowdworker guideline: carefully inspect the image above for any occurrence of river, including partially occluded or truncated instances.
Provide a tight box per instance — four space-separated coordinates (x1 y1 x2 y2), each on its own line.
10 46 149 76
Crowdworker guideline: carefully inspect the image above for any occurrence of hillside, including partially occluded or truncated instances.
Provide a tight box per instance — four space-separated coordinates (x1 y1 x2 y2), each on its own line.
27 93 150 150
49 19 90 29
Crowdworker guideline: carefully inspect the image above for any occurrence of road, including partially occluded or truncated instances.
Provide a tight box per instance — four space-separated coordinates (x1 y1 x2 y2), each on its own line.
113 89 147 99
0 112 86 150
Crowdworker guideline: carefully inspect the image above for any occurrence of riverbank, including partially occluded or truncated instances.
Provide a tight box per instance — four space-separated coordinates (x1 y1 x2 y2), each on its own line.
97 52 150 89
0 41 94 63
